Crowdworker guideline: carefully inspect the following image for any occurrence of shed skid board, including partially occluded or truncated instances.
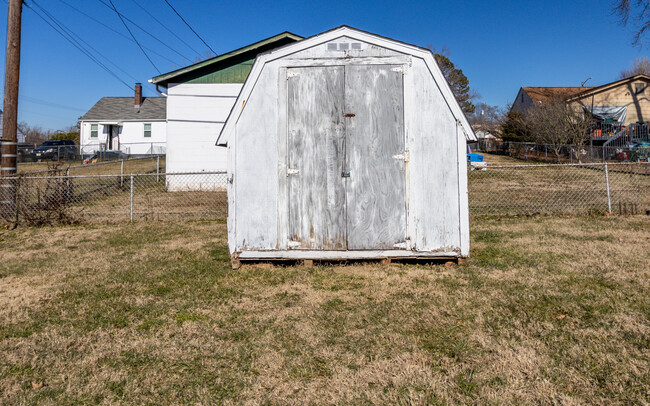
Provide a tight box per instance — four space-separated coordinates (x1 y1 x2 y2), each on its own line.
236 250 461 259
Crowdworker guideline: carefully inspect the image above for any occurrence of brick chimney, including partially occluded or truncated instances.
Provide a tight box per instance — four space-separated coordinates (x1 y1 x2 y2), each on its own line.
134 83 142 108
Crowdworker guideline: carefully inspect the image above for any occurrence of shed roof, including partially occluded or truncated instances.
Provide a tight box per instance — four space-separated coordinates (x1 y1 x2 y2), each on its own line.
150 32 303 87
80 97 166 121
216 25 477 145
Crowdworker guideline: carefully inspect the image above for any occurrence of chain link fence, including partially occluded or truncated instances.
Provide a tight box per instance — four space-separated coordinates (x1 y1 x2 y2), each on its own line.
0 172 227 225
1 163 648 225
474 139 650 163
17 155 165 177
468 162 649 216
4 140 167 164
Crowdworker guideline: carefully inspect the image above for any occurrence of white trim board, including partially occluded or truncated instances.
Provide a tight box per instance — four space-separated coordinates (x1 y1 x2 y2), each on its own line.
237 250 460 260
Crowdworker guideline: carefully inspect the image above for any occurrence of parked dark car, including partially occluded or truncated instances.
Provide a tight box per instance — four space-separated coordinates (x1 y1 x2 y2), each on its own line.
33 140 77 161
17 142 35 162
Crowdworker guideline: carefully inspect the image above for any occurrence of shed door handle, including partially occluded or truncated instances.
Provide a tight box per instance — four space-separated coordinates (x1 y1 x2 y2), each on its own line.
341 172 350 178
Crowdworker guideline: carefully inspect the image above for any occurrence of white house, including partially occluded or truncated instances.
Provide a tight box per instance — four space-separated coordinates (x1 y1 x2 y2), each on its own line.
149 32 302 190
217 26 477 266
79 84 166 156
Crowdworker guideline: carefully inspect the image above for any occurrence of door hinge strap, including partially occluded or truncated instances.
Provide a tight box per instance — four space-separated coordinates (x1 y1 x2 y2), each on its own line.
288 240 301 248
393 242 407 249
287 168 299 175
287 71 299 79
391 65 409 74
392 151 409 161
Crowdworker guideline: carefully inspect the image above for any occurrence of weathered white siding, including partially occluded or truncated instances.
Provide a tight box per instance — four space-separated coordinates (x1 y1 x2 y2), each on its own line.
406 57 465 254
221 27 474 260
166 83 241 190
79 120 166 155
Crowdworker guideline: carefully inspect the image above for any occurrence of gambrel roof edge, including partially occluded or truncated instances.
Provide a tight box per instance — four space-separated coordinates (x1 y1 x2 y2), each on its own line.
216 25 477 146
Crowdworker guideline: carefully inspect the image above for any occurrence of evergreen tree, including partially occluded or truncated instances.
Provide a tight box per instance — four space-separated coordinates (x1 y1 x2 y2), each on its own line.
434 53 476 114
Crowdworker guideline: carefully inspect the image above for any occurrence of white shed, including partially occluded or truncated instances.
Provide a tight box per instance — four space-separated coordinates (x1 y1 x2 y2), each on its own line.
217 26 477 265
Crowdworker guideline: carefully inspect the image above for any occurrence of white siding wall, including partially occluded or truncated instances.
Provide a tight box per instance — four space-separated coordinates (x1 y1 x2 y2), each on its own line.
80 121 166 155
166 83 242 190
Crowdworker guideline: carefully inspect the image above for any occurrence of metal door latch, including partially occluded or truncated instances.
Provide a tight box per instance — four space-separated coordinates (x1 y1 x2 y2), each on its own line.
341 172 350 178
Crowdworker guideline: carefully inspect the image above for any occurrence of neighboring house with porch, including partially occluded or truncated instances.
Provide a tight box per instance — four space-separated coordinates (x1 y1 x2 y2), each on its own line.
79 84 166 156
511 74 650 146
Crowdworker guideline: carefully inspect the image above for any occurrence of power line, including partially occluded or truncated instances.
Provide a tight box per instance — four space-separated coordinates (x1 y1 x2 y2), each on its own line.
19 95 86 112
57 0 180 66
107 0 160 74
129 0 202 57
31 0 150 92
24 1 134 91
162 0 216 55
95 0 191 62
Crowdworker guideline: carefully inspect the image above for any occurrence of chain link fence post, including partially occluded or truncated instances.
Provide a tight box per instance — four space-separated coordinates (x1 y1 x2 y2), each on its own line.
604 162 612 214
120 159 124 187
130 174 134 222
66 168 70 200
157 156 160 182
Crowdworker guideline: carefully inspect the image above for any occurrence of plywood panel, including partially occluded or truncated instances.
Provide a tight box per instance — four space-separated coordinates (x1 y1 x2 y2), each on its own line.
233 65 279 251
289 36 404 59
407 58 461 252
287 66 346 250
345 64 406 250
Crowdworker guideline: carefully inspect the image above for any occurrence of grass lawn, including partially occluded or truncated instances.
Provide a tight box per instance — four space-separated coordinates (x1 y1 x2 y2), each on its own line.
0 217 648 404
18 157 165 176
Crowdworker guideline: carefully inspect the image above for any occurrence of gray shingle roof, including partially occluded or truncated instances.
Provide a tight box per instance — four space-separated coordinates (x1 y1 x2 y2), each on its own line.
80 97 166 121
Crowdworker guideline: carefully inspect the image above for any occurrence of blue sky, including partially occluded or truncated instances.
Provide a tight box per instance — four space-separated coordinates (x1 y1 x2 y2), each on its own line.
0 0 646 130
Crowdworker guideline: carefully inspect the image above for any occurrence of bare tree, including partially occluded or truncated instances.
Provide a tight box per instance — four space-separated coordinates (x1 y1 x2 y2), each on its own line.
17 122 50 145
614 0 650 47
524 97 592 162
468 103 505 137
619 56 650 78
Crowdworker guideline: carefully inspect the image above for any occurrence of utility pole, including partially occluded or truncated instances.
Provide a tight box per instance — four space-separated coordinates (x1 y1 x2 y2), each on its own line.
1 0 23 220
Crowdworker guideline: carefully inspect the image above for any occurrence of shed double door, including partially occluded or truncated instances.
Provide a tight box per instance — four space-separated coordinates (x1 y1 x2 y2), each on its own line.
287 64 406 250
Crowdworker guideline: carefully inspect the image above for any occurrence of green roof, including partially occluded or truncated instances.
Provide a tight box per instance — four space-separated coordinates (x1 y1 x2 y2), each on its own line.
150 32 302 88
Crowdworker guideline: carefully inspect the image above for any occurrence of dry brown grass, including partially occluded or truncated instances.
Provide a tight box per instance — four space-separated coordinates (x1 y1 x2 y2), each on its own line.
18 157 165 176
0 217 648 404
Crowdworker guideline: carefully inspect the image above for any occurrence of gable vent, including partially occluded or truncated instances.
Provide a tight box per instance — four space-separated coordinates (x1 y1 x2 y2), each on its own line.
327 42 363 51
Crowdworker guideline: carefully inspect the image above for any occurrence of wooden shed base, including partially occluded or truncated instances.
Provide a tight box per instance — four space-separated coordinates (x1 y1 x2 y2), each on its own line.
231 250 465 269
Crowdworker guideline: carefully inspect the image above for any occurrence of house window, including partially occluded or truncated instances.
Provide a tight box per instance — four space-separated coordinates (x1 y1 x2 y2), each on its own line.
144 123 152 138
91 124 98 138
635 83 645 94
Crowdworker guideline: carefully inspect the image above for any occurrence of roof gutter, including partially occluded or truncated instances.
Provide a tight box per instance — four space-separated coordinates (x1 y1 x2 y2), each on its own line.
155 84 168 97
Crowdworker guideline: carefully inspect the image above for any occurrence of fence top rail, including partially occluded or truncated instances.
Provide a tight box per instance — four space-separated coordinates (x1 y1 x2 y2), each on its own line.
478 162 648 169
5 171 227 180
17 155 165 175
